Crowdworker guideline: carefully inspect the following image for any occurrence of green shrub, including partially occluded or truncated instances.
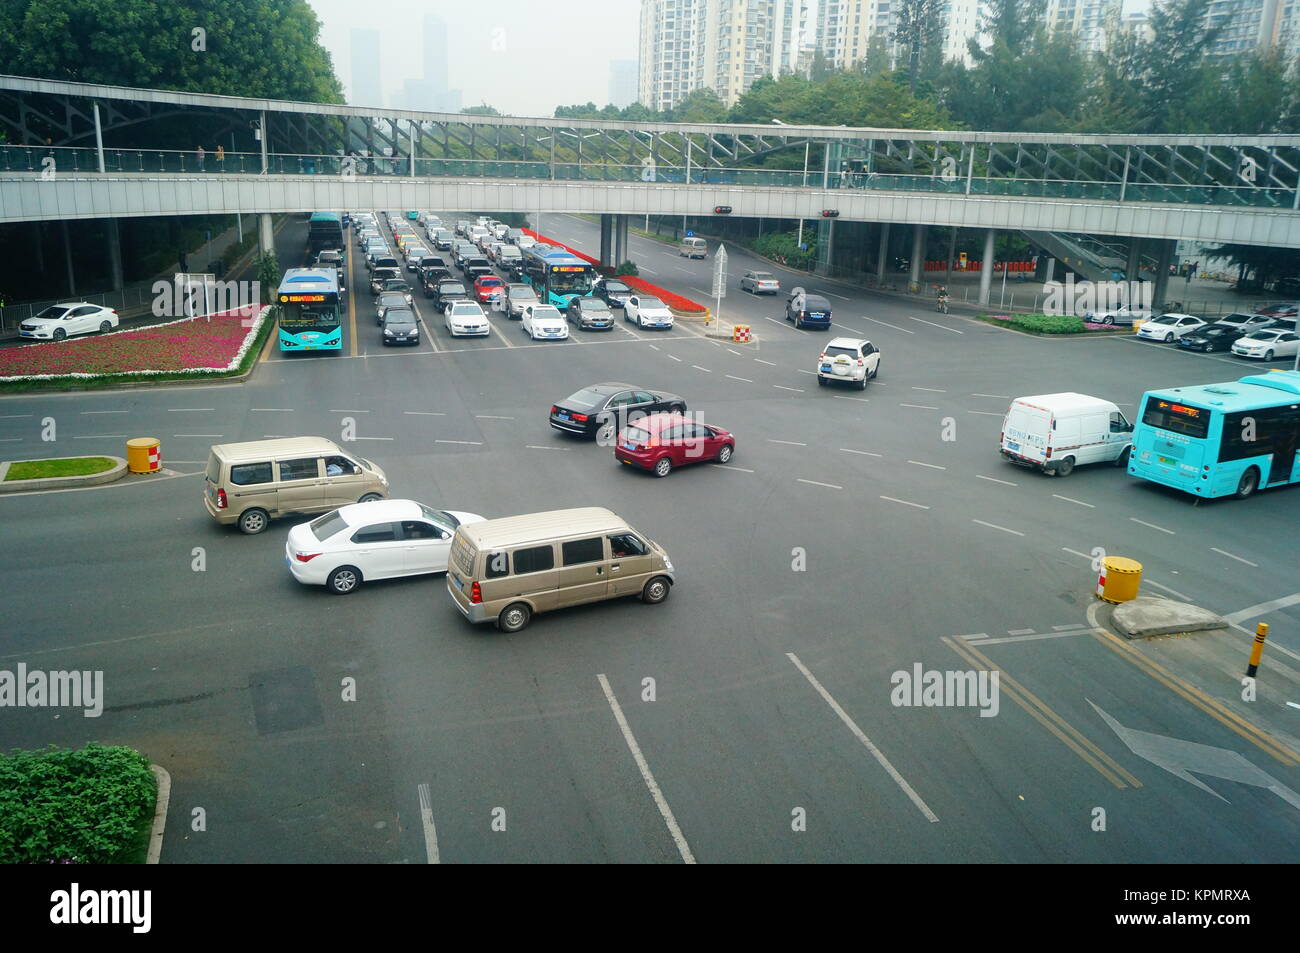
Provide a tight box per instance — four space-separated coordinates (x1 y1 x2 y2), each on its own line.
978 313 1089 334
0 744 156 863
614 261 639 276
750 231 817 271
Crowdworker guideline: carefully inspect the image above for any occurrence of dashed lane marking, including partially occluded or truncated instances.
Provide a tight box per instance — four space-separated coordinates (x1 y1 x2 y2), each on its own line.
911 386 946 393
417 784 440 864
833 395 870 403
899 403 939 410
1210 547 1258 567
880 495 929 509
968 410 1003 417
1008 628 1035 636
329 409 369 413
475 415 515 420
972 518 1025 537
907 460 946 470
840 448 882 457
404 411 446 416
862 316 914 334
691 365 712 372
80 410 130 415
1144 579 1191 601
1052 494 1095 508
1061 547 1092 560
172 434 222 438
725 374 753 383
711 464 754 472
669 355 683 362
525 445 570 451
773 385 804 393
1129 517 1176 535
972 394 1011 399
797 478 842 489
908 315 963 333
166 408 214 412
768 439 808 446
434 439 482 445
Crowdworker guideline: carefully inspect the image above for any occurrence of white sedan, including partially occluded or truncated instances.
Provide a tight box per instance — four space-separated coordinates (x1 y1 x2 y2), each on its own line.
1231 327 1300 361
522 304 569 340
445 300 491 337
624 295 674 329
1136 313 1206 342
19 303 120 341
286 500 486 594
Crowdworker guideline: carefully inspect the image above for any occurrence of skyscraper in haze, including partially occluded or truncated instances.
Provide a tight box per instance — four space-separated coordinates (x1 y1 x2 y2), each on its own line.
423 14 452 110
349 28 382 107
609 60 639 107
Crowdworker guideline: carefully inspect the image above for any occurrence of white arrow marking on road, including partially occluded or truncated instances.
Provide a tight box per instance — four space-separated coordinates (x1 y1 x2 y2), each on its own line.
1089 701 1300 811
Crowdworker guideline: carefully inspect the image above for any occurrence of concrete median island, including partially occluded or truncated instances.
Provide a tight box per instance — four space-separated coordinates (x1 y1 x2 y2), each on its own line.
0 454 127 491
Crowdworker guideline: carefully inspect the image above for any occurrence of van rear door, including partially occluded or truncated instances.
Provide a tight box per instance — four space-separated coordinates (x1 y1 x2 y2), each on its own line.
1003 401 1049 464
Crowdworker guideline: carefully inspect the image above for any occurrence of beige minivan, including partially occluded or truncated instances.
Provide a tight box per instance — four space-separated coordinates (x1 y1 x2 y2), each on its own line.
678 236 708 259
445 507 675 632
203 437 390 534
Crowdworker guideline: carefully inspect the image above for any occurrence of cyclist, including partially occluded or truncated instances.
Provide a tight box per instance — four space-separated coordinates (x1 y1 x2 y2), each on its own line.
936 285 950 313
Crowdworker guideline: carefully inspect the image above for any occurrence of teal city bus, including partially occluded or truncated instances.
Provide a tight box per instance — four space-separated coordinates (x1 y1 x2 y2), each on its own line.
276 269 343 351
1129 370 1300 499
520 244 596 311
307 212 344 254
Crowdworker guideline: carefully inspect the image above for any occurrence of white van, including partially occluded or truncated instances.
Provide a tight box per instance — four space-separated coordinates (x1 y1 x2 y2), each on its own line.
1000 393 1134 476
678 237 707 259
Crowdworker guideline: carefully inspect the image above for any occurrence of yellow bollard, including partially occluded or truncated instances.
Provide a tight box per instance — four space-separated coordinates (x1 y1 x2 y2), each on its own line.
1096 556 1142 603
126 437 161 474
1246 622 1269 678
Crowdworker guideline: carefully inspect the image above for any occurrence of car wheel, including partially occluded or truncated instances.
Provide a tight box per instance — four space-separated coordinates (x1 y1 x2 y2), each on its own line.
870 360 880 379
653 456 673 478
1055 456 1075 477
1115 446 1132 468
52 328 66 341
641 576 671 604
717 444 733 463
1264 350 1274 361
99 320 112 333
668 403 686 414
1164 332 1175 343
327 566 362 595
358 492 383 504
1103 316 1114 325
237 508 269 535
858 376 868 390
497 602 531 633
1235 468 1259 499
817 376 827 386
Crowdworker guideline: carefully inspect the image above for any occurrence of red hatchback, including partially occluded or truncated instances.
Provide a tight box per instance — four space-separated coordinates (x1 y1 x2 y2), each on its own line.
474 276 505 304
614 412 735 477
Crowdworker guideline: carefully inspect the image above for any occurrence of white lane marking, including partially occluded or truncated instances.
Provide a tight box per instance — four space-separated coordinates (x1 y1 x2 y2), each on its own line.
691 365 712 372
475 415 515 420
796 369 817 375
80 410 130 415
1061 547 1092 560
976 474 1017 486
768 439 808 446
968 410 1003 417
711 464 754 472
755 358 777 366
435 439 482 445
73 434 128 439
824 291 852 301
959 633 989 641
725 374 753 383
911 386 946 393
649 344 660 351
726 348 741 356
353 436 394 441
690 287 713 299
832 395 870 403
525 445 570 451
1052 494 1095 508
978 629 1097 646
1129 517 1176 535
172 433 222 438
597 674 695 864
1008 628 1035 636
1144 579 1191 601
1223 592 1300 625
786 653 938 823
773 385 804 392
971 518 1025 537
417 783 440 864
0 414 33 419
0 437 24 442
971 394 1011 399
166 408 214 413
404 411 446 416
840 448 882 457
908 315 963 333
899 403 939 410
250 407 294 412
1053 624 1088 631
862 315 914 334
797 478 842 489
881 495 929 509
907 460 946 470
1210 547 1258 568
765 315 810 334
668 354 683 362
329 409 369 413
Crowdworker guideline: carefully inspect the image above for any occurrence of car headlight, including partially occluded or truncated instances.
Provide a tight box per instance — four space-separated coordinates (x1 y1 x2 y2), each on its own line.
663 558 674 571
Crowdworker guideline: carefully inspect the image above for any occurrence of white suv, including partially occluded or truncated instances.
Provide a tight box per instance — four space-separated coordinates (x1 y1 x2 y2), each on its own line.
816 337 880 389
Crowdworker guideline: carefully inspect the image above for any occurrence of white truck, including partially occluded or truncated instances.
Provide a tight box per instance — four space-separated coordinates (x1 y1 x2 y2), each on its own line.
1000 393 1134 476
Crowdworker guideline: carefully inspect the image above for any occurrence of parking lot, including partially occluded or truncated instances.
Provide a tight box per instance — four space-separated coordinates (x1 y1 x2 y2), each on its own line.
2 212 1298 862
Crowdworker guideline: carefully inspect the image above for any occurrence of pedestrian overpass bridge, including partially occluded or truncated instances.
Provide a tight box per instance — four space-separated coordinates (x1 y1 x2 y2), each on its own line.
0 74 1297 277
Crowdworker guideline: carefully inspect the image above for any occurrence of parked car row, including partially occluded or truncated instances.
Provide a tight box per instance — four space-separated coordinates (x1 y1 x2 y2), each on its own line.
1139 310 1299 360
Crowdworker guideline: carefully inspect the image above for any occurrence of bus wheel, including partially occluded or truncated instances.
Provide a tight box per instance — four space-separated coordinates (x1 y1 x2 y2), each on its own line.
1235 468 1259 499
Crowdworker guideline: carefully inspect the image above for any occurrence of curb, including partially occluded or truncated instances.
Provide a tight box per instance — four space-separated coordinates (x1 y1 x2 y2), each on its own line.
0 455 128 492
147 764 171 865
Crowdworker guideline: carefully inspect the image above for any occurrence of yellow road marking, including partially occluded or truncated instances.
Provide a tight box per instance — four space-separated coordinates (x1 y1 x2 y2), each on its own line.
1089 628 1299 766
943 636 1142 789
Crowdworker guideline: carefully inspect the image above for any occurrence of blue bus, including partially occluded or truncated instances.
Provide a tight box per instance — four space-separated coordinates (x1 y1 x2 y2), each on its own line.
1129 370 1300 499
276 269 343 351
308 212 344 254
520 244 596 310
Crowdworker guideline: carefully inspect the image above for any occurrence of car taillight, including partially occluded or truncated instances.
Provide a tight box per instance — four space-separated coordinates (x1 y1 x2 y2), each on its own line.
856 359 864 366
470 580 482 604
216 487 228 509
1045 446 1053 458
572 413 588 422
647 437 659 448
819 353 827 361
550 405 559 415
294 552 322 563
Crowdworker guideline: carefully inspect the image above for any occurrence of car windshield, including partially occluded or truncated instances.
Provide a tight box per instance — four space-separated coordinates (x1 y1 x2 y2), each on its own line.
637 297 665 308
509 286 535 298
751 273 774 280
1246 330 1279 340
1153 316 1179 325
605 281 629 293
1201 327 1233 336
440 283 466 293
384 311 416 326
451 304 481 315
419 504 457 528
624 426 651 443
532 307 562 319
34 306 72 320
379 294 405 308
309 509 348 542
563 389 604 408
383 281 410 291
478 278 503 287
577 298 608 311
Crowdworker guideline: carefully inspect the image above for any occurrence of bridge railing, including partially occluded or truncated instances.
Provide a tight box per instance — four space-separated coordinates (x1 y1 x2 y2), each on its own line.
1 145 1295 209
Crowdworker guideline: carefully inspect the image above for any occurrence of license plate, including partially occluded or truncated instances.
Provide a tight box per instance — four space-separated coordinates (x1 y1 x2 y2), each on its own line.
558 413 569 420
285 555 292 569
623 443 636 451
1006 441 1020 452
451 575 464 590
820 364 832 371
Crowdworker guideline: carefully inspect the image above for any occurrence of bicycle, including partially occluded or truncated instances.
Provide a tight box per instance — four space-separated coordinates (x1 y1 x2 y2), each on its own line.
936 295 950 314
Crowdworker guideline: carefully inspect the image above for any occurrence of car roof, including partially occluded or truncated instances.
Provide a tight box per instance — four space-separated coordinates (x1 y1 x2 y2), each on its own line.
1011 393 1118 413
49 301 100 308
580 382 636 396
335 499 424 525
825 336 870 349
458 507 627 550
212 436 338 462
626 412 700 433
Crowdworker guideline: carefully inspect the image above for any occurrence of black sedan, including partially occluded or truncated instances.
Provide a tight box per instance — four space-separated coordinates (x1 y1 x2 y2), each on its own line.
420 266 453 296
595 278 633 310
550 383 687 442
1176 323 1241 353
431 280 469 310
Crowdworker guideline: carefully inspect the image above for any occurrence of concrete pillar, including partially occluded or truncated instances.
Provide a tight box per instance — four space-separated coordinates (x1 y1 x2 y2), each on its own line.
258 213 274 255
814 218 833 276
1043 257 1056 283
944 229 957 285
1125 238 1142 282
34 222 45 275
106 218 124 291
875 223 890 283
909 223 924 290
978 228 996 305
618 215 629 266
1152 239 1174 312
600 214 613 267
61 220 76 296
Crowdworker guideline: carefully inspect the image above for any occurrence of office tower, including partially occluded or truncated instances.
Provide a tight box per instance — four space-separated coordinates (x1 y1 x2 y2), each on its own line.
610 59 640 107
350 28 382 107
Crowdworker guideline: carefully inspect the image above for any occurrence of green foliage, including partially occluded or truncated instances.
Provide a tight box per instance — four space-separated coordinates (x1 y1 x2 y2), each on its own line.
254 250 280 303
667 88 728 124
462 104 501 116
750 231 817 271
0 0 342 102
0 743 155 863
614 261 639 276
979 313 1091 334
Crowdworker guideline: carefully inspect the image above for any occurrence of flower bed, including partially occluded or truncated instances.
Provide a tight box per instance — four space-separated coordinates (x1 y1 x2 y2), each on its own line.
523 229 707 314
978 313 1130 335
0 306 269 383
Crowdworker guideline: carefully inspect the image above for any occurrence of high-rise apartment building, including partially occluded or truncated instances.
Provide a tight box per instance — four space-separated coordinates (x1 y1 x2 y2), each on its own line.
1045 0 1120 53
349 28 382 107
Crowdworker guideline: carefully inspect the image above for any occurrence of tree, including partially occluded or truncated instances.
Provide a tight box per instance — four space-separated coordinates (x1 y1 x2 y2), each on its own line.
668 88 728 124
1199 243 1300 289
462 104 501 116
861 34 894 79
0 0 342 103
1137 0 1224 132
893 0 946 93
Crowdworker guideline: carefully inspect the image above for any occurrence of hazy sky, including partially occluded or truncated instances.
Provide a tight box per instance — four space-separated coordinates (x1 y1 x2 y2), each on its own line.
307 0 641 117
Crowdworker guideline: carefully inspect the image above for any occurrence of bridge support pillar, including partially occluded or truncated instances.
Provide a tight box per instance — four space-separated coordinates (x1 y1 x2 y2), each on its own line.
106 218 124 291
1125 238 1142 282
909 224 924 291
600 214 613 267
258 213 274 255
614 214 629 267
978 229 995 306
814 217 835 276
1152 238 1174 311
61 220 76 297
875 223 890 284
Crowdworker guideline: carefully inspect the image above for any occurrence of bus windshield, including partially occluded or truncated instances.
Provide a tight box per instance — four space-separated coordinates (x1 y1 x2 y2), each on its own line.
280 301 341 330
550 269 593 295
1141 396 1209 439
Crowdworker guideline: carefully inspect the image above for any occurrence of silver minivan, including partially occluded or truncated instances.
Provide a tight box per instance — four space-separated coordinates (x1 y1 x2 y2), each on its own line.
446 507 674 631
204 437 390 534
678 237 707 259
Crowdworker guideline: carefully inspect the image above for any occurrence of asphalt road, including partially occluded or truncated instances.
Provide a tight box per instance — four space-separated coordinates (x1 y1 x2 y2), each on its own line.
1 212 1297 863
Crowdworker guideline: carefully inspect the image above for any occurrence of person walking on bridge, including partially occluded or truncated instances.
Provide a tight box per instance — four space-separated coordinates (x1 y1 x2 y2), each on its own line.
196 145 205 171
